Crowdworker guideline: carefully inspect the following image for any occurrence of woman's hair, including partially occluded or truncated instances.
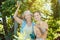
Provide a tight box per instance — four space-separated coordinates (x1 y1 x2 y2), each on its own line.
22 10 33 19
23 10 32 15
34 11 41 16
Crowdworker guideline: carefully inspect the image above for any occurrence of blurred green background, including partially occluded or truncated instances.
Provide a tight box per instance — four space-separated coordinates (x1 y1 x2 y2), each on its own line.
0 0 60 40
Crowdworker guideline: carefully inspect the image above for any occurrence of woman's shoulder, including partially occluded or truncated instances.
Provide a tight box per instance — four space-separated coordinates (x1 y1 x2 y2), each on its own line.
42 21 48 28
42 21 48 26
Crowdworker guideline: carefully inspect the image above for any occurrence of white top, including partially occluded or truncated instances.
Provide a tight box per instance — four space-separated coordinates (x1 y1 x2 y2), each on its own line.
36 38 44 40
22 24 33 40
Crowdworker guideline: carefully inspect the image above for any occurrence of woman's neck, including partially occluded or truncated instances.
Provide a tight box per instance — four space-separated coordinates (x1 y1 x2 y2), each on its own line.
36 19 42 24
27 20 32 26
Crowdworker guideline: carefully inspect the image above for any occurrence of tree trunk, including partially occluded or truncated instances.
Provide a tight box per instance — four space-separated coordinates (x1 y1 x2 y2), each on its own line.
2 16 8 35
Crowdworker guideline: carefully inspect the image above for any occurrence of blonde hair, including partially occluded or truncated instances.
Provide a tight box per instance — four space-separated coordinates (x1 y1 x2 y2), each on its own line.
23 10 32 16
22 10 32 19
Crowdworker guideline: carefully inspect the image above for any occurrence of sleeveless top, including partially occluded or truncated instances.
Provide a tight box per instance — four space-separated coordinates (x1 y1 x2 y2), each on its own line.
20 20 35 40
36 38 43 40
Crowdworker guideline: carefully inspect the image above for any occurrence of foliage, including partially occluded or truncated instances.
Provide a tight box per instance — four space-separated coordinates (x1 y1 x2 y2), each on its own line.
0 0 60 40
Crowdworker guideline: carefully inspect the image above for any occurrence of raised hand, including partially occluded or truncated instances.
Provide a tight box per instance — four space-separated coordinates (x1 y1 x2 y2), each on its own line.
17 1 21 8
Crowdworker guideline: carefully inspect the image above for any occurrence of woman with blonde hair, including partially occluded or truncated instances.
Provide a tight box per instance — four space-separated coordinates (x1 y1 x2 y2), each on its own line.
13 1 35 40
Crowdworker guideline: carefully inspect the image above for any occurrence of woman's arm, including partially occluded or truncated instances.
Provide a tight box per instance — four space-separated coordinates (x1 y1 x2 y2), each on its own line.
13 1 23 25
34 26 37 36
42 22 48 39
34 26 41 38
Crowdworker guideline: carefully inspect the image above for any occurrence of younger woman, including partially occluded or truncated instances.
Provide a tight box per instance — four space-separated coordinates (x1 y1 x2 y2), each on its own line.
34 12 48 40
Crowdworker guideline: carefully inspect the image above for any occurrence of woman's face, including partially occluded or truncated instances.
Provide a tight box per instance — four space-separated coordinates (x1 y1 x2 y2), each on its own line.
24 13 32 21
34 12 41 21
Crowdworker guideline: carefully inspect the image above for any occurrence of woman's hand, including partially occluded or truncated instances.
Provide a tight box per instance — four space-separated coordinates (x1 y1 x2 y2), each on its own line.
34 26 41 38
17 1 21 8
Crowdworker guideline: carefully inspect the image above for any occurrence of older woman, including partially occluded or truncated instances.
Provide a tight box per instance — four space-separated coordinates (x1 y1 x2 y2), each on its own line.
34 11 48 40
13 1 35 40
